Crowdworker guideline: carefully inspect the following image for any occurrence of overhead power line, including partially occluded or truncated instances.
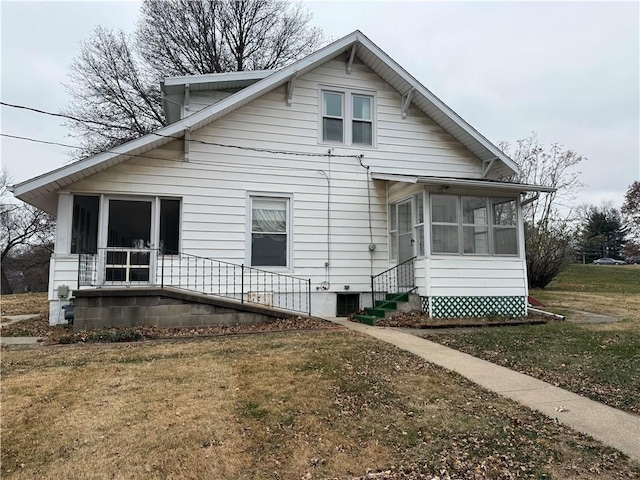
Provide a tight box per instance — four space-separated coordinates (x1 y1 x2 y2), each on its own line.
1 101 364 159
0 133 366 178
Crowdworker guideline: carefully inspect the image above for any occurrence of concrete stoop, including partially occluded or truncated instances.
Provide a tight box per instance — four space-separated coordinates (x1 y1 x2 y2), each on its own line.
73 287 300 332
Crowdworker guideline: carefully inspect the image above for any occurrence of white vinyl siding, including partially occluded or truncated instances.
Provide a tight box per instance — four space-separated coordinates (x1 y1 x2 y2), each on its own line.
427 256 527 298
51 56 524 317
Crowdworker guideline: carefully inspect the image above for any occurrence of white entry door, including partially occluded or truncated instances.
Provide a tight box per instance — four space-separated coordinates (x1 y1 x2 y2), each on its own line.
397 199 413 263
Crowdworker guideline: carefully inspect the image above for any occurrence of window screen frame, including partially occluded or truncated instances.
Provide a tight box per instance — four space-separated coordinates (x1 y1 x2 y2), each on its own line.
318 86 376 148
429 193 520 257
246 192 293 270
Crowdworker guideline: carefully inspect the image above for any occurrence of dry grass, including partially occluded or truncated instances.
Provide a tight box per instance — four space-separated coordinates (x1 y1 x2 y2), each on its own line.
1 293 49 317
2 331 639 479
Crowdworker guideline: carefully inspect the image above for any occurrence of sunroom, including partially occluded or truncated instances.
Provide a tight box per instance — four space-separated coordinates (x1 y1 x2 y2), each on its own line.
375 173 555 318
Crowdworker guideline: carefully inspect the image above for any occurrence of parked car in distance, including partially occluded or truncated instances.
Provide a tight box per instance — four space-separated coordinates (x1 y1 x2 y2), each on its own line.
593 257 626 265
626 256 640 264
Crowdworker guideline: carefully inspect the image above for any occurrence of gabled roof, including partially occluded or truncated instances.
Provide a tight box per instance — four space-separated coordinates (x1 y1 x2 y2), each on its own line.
12 30 519 214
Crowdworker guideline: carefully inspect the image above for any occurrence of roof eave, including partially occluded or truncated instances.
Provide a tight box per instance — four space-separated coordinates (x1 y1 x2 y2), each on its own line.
371 172 555 193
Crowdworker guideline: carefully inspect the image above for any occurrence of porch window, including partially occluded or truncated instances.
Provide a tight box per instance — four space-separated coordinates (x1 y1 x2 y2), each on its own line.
431 195 459 254
250 196 289 267
492 198 518 255
430 194 518 256
71 195 99 254
462 196 489 254
160 199 180 254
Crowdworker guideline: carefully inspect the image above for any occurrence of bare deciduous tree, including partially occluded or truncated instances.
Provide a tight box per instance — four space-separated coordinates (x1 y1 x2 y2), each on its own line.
1 169 56 294
500 134 585 288
64 0 323 157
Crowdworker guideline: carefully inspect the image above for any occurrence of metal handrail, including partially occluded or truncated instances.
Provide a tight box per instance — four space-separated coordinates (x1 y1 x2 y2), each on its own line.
370 256 417 311
78 248 312 315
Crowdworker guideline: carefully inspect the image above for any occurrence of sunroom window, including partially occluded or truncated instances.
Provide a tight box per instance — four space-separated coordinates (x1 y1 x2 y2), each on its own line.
431 195 459 254
462 196 489 254
71 195 99 254
493 198 518 255
430 194 518 256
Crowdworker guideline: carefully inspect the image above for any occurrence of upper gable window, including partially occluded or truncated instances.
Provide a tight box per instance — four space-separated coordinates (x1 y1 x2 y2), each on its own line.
352 95 372 145
320 88 374 147
322 92 344 142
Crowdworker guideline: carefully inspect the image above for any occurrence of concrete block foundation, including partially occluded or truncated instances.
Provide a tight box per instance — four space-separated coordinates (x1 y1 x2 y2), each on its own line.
73 287 300 332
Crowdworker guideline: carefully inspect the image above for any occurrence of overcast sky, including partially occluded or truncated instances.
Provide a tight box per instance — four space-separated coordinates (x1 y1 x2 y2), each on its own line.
1 1 638 209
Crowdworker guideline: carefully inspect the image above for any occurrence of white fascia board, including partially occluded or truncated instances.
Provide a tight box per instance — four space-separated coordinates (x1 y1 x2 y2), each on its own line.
11 33 363 202
370 172 556 193
11 122 186 198
162 69 274 88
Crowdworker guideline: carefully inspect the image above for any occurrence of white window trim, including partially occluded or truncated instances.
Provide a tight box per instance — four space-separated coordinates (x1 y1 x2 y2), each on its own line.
388 193 426 261
68 193 182 255
429 194 519 257
246 192 294 271
318 85 377 148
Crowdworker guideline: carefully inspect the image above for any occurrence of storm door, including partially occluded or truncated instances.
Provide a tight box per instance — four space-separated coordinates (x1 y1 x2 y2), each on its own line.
397 199 415 288
102 199 154 283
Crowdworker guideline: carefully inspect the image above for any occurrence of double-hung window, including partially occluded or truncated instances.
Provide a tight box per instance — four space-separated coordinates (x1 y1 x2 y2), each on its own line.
430 194 518 256
250 196 290 267
352 95 372 145
321 89 374 146
322 92 344 143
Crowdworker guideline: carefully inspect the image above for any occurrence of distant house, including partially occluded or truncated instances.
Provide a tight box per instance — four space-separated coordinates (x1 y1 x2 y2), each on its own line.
12 30 551 326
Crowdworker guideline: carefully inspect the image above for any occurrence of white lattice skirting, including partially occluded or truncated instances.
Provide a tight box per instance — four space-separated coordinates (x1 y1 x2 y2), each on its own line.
430 296 526 318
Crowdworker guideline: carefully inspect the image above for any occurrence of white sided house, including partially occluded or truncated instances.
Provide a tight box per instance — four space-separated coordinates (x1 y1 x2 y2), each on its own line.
12 31 552 327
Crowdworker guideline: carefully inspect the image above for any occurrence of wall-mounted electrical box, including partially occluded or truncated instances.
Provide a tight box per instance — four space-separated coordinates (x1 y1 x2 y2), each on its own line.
57 285 70 299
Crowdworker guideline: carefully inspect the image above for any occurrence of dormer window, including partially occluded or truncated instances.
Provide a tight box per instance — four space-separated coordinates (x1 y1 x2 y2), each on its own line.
320 88 375 147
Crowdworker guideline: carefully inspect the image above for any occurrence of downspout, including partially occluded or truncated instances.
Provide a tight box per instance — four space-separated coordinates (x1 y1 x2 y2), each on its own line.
521 191 540 207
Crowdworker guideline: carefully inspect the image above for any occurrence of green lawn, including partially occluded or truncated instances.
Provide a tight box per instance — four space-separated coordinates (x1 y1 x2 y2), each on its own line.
424 264 640 414
543 263 640 294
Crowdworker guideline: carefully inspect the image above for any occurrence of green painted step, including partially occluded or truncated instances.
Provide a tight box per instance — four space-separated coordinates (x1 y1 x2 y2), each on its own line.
364 307 396 317
375 300 397 309
354 314 378 325
386 292 409 302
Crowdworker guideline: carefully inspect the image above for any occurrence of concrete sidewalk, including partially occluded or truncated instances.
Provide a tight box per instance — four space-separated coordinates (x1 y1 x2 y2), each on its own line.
326 317 640 462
